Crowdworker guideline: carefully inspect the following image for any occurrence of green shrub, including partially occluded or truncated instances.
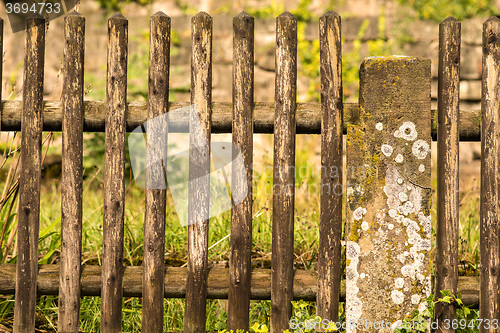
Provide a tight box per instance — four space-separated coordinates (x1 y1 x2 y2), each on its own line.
397 0 495 21
96 0 152 11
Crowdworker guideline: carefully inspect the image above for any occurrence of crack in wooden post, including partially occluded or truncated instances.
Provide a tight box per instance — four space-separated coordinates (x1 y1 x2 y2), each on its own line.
184 11 212 333
480 17 500 329
142 11 170 333
14 14 45 333
317 10 343 326
101 12 128 333
434 17 461 332
59 11 85 333
270 11 297 333
228 11 254 332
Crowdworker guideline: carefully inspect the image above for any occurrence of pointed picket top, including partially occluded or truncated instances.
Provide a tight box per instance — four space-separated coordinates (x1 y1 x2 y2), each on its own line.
152 11 169 18
192 11 212 27
442 16 458 23
483 16 500 40
109 12 127 21
485 16 500 22
66 10 82 16
65 10 84 25
194 11 211 19
321 10 341 19
234 11 254 31
26 13 45 24
236 11 253 18
151 11 170 27
278 11 294 17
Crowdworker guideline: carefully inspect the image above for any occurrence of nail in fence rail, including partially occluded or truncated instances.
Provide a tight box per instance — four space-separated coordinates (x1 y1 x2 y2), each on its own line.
480 17 500 328
434 17 460 331
14 15 45 333
101 13 128 333
59 12 85 333
317 11 343 323
346 57 432 328
228 12 254 331
184 12 212 333
271 12 297 333
142 11 170 333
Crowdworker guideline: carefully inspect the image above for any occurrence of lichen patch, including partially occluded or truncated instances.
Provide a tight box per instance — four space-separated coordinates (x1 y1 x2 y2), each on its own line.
412 139 430 159
361 221 369 231
353 207 367 220
391 290 404 304
395 277 404 289
383 162 431 316
394 122 418 141
381 144 393 156
346 241 362 325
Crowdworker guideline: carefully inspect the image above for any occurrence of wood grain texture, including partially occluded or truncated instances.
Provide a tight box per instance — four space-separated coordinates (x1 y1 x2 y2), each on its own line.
13 15 45 333
0 264 486 308
480 17 500 330
101 13 128 333
184 11 212 333
434 17 461 332
59 12 85 333
317 11 343 324
228 11 254 332
271 12 297 333
0 100 482 139
142 11 170 333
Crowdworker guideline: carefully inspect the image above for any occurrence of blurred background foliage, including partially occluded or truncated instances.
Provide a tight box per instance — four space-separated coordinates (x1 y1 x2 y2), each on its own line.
96 0 152 11
398 0 494 21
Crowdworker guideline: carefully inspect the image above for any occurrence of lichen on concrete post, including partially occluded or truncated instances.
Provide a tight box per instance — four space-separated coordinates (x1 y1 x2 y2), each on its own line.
346 56 432 332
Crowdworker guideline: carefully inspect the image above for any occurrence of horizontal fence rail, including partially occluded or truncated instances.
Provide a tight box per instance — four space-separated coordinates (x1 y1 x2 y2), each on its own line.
0 101 483 140
0 264 483 307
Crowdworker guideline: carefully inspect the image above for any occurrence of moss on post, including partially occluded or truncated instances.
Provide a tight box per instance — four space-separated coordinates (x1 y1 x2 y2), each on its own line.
346 56 432 331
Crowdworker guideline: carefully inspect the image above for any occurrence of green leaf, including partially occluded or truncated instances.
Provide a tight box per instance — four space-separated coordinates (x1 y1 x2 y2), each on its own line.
463 307 471 317
39 217 60 241
39 239 61 264
440 290 451 297
438 296 452 303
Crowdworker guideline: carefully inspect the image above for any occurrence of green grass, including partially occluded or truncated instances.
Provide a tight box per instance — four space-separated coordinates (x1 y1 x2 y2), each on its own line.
0 133 324 331
0 130 483 332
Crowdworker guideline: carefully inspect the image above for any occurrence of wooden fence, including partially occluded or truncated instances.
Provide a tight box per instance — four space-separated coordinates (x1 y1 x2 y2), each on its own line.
0 9 498 333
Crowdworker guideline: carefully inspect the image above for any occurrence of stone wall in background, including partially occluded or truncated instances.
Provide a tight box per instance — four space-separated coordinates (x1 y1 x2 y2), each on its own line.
0 0 495 109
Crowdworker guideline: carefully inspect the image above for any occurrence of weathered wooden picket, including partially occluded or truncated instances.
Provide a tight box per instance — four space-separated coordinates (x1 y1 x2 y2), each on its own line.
0 8 498 333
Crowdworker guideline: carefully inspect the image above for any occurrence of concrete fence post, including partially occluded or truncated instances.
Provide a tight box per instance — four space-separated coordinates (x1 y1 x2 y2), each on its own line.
346 56 432 332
